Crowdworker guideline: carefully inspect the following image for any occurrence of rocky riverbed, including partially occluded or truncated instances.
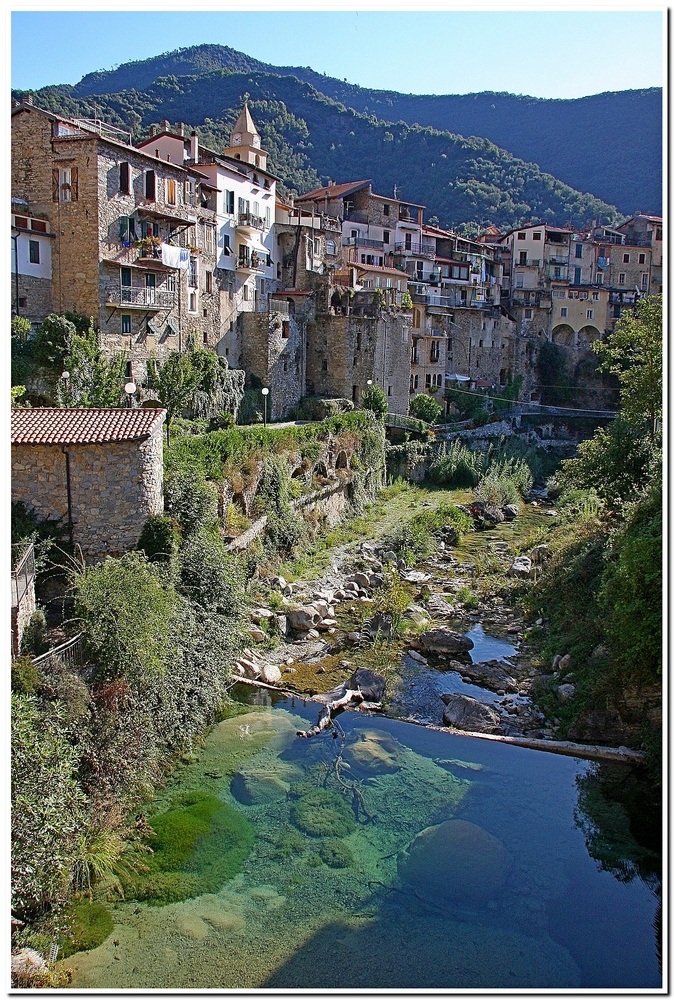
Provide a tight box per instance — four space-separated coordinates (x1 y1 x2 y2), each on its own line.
233 491 566 743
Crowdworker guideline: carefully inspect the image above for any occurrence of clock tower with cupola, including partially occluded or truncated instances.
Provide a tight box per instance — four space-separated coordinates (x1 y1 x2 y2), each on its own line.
224 102 268 171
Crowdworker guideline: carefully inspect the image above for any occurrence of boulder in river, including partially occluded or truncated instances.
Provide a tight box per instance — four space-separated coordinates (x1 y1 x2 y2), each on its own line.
259 663 283 685
397 818 512 905
349 666 386 702
286 606 322 631
343 729 401 776
441 693 501 733
456 660 519 694
418 628 474 655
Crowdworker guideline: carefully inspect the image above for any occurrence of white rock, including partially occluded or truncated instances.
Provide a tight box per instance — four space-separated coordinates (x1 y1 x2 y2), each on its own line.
260 663 282 685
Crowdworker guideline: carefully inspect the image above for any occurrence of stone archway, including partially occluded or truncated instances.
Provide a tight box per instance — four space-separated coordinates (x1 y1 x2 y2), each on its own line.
551 324 576 348
335 450 349 470
577 325 601 351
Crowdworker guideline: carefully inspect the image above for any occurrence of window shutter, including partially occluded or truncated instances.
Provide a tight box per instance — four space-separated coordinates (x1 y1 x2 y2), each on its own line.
145 170 155 200
120 162 130 195
70 167 78 201
52 169 59 201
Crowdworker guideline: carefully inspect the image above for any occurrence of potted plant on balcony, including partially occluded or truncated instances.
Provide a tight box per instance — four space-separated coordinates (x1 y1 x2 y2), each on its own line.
250 251 261 268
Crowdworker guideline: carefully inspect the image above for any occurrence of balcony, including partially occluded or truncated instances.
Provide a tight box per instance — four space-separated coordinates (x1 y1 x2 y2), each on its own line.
106 287 175 310
236 250 267 271
394 241 436 259
514 258 542 268
343 235 387 250
237 212 267 233
547 255 570 265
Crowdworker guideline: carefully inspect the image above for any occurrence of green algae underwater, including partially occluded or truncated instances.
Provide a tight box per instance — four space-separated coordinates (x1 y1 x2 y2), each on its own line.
60 698 661 990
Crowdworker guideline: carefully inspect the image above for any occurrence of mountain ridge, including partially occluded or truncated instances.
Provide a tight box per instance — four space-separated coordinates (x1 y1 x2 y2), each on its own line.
63 43 662 215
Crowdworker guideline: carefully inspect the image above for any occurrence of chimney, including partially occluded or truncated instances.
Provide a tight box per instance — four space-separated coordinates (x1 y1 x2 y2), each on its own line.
178 123 186 137
161 119 170 133
190 130 199 163
22 94 34 107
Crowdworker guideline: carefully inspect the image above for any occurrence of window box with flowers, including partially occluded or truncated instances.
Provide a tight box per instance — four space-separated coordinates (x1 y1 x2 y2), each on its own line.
135 235 162 259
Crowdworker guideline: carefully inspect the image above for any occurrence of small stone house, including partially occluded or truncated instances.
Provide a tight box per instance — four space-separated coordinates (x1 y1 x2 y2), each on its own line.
11 407 166 562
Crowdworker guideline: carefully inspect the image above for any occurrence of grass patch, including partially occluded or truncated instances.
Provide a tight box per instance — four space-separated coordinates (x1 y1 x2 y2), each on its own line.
58 899 114 958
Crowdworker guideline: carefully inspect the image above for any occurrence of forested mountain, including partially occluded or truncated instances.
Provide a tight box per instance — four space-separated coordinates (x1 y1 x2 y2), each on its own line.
62 44 662 217
16 47 639 231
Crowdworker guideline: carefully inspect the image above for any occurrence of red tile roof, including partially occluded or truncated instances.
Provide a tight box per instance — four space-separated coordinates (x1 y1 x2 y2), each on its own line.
11 407 166 445
296 180 371 201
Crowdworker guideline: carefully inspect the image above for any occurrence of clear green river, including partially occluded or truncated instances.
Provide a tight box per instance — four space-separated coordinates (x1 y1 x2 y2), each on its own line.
63 694 661 990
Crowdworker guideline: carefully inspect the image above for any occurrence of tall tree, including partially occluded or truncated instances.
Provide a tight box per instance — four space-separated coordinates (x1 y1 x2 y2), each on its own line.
593 295 662 440
144 352 201 443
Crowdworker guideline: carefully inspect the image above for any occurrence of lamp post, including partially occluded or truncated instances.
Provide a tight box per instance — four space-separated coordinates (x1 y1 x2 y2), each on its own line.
261 386 269 428
124 381 137 408
60 370 70 407
365 378 372 407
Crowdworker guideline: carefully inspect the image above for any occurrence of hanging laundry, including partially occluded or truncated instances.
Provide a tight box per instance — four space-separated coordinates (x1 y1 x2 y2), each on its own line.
161 243 190 269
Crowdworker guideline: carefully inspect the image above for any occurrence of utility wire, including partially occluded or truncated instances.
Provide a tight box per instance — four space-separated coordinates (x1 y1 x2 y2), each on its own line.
444 383 618 414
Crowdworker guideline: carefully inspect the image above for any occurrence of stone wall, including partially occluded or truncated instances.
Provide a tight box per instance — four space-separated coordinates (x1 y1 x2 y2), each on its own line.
239 310 305 419
11 274 52 326
11 421 164 561
306 312 411 413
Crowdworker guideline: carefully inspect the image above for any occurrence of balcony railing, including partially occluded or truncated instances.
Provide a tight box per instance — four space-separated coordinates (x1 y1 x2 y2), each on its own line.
237 212 267 231
514 259 542 268
343 235 387 250
11 542 34 611
547 255 570 265
394 241 436 258
107 287 175 308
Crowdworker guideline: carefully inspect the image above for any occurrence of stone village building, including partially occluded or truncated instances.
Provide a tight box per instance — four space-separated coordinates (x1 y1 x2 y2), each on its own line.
11 98 663 419
11 406 166 563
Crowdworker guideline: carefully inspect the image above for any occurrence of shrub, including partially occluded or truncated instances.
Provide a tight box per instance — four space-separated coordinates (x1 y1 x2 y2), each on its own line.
19 610 48 657
164 470 218 537
137 514 181 563
409 393 442 424
177 530 246 617
11 656 42 695
428 440 485 486
362 384 388 417
74 551 179 684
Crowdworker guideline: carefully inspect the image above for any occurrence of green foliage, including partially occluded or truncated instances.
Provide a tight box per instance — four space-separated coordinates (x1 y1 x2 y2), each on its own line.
362 383 388 417
137 514 181 563
11 385 28 406
429 440 484 486
409 393 442 424
58 900 114 958
293 396 354 420
12 501 69 577
537 341 576 406
11 315 32 340
58 330 127 407
598 478 662 684
32 313 77 370
445 386 488 422
553 418 658 508
400 291 413 309
75 551 179 684
11 656 43 696
372 569 411 635
290 787 356 838
593 295 662 439
20 610 48 657
164 469 218 536
144 351 202 443
12 693 88 915
186 349 245 422
474 457 533 506
122 791 254 904
384 502 472 561
177 530 246 617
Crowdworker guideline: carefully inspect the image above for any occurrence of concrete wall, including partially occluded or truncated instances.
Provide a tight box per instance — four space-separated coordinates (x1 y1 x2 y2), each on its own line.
11 422 164 561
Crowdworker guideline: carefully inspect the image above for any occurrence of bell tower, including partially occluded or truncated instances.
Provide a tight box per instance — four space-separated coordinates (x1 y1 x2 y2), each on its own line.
224 102 267 171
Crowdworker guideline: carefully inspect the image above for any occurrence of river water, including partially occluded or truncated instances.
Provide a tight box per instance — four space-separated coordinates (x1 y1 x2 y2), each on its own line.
64 696 661 990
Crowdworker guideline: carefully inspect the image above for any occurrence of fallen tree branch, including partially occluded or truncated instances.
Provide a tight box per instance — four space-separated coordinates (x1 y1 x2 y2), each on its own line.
403 720 646 764
296 688 364 738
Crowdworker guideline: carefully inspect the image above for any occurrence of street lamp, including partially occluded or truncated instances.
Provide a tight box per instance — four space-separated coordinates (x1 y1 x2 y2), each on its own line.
261 387 269 428
60 370 70 406
124 381 137 408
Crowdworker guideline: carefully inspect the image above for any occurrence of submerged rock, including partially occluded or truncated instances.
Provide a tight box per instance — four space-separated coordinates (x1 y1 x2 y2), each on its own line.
231 770 290 805
455 660 518 694
441 693 501 733
397 819 512 904
349 666 386 702
343 729 401 776
418 628 474 655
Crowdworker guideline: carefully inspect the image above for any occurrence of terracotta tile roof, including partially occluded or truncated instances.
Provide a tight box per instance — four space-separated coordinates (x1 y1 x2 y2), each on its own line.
296 180 371 201
11 407 166 446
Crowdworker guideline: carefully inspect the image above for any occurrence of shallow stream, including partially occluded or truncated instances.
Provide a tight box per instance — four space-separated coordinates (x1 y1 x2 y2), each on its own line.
64 696 661 990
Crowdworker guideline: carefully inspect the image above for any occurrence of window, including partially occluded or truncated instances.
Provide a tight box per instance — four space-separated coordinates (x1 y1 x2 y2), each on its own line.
189 292 197 313
656 227 662 241
266 207 271 228
574 267 582 284
552 289 566 298
618 272 626 285
430 340 440 362
205 271 213 293
243 284 249 301
641 273 649 290
637 253 646 264
326 239 336 256
188 256 198 288
185 178 196 207
282 321 290 339
383 204 390 216
425 374 432 388
119 215 136 244
53 166 78 202
519 251 527 265
145 170 156 201
226 190 235 215
596 273 604 285
592 291 599 300
533 232 542 241
515 274 523 288
222 234 231 256
383 230 390 244
322 359 328 371
586 309 594 319
517 231 526 240
524 308 533 319
575 243 583 258
204 225 215 254
166 274 176 293
387 386 392 397
166 178 177 205
560 307 568 318
119 162 130 195
28 240 40 264
623 253 630 263
121 314 131 334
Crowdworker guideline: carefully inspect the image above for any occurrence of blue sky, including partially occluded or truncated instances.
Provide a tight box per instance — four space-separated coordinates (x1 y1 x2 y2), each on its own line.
11 9 664 99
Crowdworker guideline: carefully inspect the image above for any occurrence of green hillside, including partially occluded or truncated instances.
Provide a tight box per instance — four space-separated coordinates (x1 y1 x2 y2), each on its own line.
16 68 622 232
65 43 661 216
